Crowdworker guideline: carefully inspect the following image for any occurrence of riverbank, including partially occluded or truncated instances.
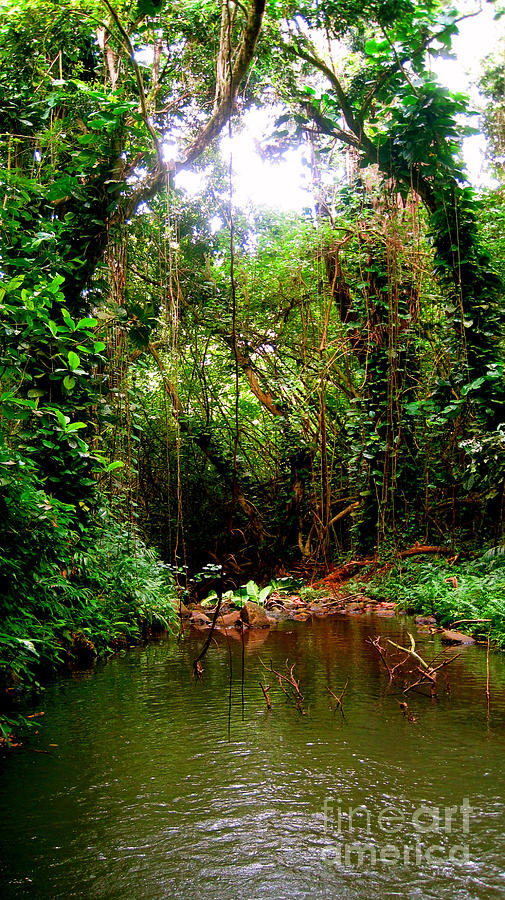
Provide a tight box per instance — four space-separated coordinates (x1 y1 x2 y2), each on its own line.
0 514 178 747
338 547 505 648
185 544 505 649
3 540 504 747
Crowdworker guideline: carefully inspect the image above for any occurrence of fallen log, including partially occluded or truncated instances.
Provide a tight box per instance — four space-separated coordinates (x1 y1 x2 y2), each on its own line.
398 543 448 558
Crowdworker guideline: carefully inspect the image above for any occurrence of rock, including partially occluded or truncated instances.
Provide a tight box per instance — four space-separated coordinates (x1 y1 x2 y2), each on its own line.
177 602 191 618
240 601 271 629
441 629 475 645
346 601 364 613
264 606 290 621
190 610 212 627
219 610 242 628
308 604 325 616
415 615 437 626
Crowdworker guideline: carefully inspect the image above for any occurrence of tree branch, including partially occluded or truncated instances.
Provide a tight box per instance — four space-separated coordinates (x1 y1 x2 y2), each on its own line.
290 42 375 156
122 0 266 218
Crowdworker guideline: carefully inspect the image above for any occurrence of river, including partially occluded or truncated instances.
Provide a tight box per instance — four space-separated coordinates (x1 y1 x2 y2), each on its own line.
1 613 505 899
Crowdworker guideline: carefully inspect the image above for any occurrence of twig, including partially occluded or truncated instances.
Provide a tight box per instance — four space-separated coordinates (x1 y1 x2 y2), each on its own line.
367 636 395 680
402 654 461 695
259 682 271 710
326 678 349 718
240 618 245 722
387 632 431 671
192 592 223 678
260 658 304 712
486 629 491 719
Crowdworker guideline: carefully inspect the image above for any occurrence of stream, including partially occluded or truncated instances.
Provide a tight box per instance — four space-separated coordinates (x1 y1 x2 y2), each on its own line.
1 612 505 899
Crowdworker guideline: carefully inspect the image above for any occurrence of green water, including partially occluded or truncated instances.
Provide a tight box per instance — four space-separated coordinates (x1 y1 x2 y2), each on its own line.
1 613 505 899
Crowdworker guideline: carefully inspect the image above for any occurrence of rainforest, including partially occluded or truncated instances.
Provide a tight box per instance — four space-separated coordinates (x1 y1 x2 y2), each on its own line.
2 0 505 706
3 0 505 895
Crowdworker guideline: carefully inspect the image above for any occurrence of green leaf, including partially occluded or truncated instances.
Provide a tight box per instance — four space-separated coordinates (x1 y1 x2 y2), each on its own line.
364 38 389 56
17 639 38 656
63 375 76 391
105 460 125 472
76 317 98 330
245 580 259 599
259 585 272 604
54 409 69 428
62 310 76 331
68 351 80 371
7 275 25 292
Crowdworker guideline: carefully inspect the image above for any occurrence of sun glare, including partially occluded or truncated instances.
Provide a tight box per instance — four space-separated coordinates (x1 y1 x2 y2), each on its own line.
174 4 502 212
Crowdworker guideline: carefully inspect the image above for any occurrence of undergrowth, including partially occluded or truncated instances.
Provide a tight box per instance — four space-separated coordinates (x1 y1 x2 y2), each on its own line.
353 548 505 646
0 484 178 745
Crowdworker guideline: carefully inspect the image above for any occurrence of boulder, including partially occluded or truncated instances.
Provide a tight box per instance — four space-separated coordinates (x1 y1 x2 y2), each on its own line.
240 601 271 629
441 629 475 645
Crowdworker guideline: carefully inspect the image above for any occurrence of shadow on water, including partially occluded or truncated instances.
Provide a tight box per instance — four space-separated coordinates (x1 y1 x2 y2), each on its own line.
1 613 505 899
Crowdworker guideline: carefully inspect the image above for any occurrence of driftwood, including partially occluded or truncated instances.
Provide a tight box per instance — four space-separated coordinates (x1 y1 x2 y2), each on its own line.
368 632 461 699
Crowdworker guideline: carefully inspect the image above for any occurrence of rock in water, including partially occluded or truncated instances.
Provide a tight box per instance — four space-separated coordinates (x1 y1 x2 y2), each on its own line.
190 610 212 627
240 601 271 629
219 610 242 628
441 629 475 645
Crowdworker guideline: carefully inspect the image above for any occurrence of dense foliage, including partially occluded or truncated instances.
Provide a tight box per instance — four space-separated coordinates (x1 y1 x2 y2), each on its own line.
1 0 505 730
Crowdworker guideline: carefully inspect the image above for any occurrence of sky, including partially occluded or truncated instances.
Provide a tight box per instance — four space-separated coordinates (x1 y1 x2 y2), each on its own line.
176 1 504 211
433 0 502 185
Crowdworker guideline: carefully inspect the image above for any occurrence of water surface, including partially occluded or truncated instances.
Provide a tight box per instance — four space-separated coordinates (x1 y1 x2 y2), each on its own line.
1 613 505 899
